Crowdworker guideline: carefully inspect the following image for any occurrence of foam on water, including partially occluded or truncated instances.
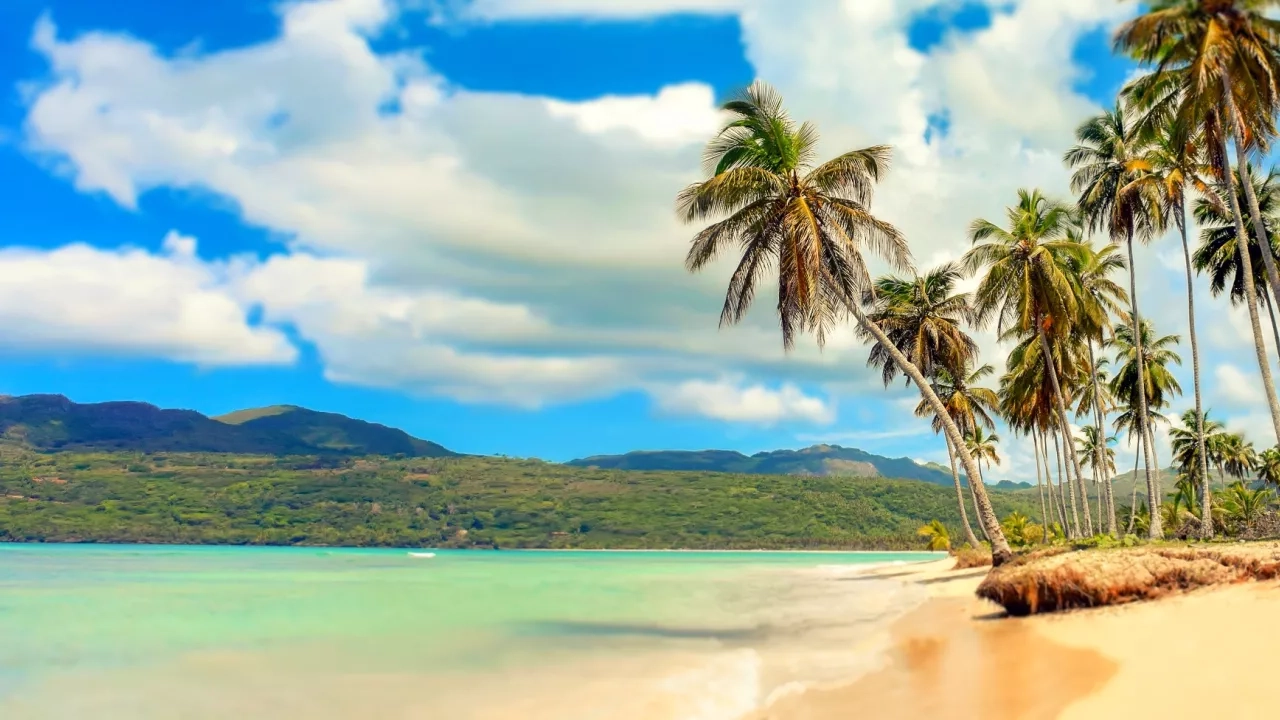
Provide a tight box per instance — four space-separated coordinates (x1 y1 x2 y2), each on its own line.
0 545 933 720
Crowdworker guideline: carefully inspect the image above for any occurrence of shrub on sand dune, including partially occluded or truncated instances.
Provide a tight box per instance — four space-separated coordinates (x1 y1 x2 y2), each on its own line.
977 543 1280 616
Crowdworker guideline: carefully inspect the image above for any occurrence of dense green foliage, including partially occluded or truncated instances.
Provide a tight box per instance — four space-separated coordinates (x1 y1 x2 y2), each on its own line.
0 395 455 457
0 450 1042 550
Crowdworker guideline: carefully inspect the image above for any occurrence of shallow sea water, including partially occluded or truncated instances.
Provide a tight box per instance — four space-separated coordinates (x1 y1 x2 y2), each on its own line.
0 545 937 720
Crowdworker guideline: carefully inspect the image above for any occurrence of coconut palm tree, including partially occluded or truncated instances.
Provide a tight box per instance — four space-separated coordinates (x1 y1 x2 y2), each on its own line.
965 189 1095 536
917 519 951 552
678 82 1013 561
912 361 999 548
1171 408 1225 516
1222 433 1259 482
1067 238 1128 534
1129 119 1218 537
1257 447 1280 487
1000 330 1085 536
1110 317 1183 532
862 263 978 387
1078 424 1118 530
1117 1 1280 442
1192 165 1280 351
1065 105 1163 537
964 426 1001 488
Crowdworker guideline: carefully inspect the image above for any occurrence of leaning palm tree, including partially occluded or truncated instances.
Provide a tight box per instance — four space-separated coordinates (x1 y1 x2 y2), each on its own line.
678 82 1013 561
913 361 999 548
1128 118 1217 537
964 189 1094 536
1118 1 1280 443
1065 104 1163 538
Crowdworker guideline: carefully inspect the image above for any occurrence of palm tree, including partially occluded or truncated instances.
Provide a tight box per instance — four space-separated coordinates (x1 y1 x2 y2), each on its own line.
1067 238 1128 535
1221 433 1259 482
965 189 1094 536
863 263 986 549
917 519 951 552
863 264 977 387
1171 408 1225 516
1257 447 1280 487
1065 104 1162 538
964 426 1001 488
1000 331 1084 535
912 361 998 549
1193 165 1280 351
999 512 1044 548
1110 318 1182 532
1078 424 1118 530
1129 118 1217 538
1220 481 1274 531
1117 1 1280 443
679 82 1013 562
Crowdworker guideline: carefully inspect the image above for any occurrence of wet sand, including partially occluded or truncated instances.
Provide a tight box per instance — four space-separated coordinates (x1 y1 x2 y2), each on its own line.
760 557 1280 720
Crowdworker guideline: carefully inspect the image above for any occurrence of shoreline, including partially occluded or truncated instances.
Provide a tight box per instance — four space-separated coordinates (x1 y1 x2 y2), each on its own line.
0 542 947 555
759 557 1280 719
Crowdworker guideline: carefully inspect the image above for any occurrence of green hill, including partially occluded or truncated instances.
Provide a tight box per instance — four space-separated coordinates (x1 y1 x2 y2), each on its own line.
0 451 1043 549
568 444 958 485
215 405 453 457
0 395 455 458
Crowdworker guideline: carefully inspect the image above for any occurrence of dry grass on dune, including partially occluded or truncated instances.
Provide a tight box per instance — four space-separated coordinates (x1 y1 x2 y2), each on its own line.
951 546 994 570
977 542 1280 616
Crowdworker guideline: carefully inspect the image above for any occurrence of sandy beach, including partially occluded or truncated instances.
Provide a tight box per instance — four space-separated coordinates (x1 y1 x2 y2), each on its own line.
760 557 1280 720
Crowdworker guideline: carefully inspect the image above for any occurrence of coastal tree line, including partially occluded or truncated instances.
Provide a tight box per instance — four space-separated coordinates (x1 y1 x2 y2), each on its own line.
678 0 1280 563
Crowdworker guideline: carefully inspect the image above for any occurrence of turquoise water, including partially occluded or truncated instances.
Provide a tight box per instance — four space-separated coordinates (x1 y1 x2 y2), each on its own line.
0 545 939 719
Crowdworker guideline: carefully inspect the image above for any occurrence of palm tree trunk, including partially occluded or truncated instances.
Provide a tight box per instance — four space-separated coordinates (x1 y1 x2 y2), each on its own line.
1094 468 1103 533
1033 431 1049 540
1122 229 1163 538
1052 428 1078 538
1038 327 1092 535
1264 287 1280 363
852 308 1012 563
1042 428 1066 532
1127 441 1142 535
1087 341 1117 536
1174 202 1214 540
945 434 981 549
1215 132 1280 442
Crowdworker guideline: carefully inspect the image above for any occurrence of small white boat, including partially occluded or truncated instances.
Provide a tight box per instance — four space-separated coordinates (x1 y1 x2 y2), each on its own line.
408 552 436 558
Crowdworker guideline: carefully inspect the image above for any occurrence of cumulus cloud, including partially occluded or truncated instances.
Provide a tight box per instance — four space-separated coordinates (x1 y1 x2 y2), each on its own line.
0 234 295 366
23 0 1263 458
651 376 835 425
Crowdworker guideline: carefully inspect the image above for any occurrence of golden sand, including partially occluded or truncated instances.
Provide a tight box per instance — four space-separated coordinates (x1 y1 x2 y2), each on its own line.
759 556 1280 720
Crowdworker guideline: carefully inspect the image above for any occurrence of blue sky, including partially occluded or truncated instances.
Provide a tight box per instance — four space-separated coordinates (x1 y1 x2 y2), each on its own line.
0 0 1261 474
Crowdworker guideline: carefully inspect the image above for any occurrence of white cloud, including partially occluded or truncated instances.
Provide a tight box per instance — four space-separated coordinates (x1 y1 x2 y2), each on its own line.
0 236 295 366
1215 363 1264 409
25 0 1272 454
651 376 835 425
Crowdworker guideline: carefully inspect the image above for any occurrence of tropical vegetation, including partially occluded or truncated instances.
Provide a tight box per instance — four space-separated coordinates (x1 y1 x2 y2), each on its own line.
679 1 1280 560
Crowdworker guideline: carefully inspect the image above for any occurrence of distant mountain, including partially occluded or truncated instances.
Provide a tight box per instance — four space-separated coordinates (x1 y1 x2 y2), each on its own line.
0 395 455 457
567 444 959 486
214 405 452 457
